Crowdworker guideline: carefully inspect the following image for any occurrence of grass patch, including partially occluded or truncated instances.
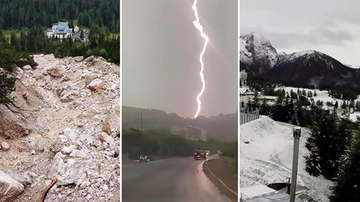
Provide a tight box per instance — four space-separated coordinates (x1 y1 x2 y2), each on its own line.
203 156 238 202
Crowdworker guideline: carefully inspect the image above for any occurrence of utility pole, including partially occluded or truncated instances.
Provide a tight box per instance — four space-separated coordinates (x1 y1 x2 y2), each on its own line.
290 127 301 202
140 112 143 131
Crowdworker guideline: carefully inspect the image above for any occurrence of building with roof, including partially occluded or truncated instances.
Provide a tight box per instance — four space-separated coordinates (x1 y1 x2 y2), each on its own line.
170 125 207 141
186 125 207 141
240 70 248 86
46 21 73 39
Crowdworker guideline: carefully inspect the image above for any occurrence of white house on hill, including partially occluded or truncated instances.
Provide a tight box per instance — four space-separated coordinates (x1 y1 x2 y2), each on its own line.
46 21 73 39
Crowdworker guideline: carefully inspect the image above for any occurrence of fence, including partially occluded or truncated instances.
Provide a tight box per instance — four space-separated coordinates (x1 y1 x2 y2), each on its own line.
240 108 260 125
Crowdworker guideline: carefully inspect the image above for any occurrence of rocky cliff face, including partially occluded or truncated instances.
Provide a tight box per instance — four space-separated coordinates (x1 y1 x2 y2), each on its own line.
0 54 120 202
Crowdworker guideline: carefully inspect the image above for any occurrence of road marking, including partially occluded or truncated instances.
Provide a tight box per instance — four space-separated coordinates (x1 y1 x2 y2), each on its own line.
203 160 238 198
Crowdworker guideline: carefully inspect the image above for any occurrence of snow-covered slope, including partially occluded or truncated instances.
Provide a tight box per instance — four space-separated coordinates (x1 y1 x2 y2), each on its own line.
240 116 333 202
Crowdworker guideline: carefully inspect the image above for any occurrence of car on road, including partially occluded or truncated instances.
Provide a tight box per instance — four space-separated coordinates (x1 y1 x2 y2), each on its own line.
194 150 206 160
205 150 211 156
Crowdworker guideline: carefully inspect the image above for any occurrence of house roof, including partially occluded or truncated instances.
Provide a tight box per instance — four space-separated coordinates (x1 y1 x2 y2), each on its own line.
52 21 72 34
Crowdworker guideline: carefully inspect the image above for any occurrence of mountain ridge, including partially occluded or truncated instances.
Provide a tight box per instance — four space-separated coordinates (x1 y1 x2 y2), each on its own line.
240 32 360 88
122 106 238 142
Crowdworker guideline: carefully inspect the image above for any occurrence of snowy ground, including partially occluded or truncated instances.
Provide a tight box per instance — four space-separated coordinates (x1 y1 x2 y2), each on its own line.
240 86 360 121
240 116 333 202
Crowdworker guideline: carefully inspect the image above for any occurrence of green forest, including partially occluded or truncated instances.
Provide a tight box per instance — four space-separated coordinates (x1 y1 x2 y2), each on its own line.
0 25 119 64
0 0 120 64
0 0 120 33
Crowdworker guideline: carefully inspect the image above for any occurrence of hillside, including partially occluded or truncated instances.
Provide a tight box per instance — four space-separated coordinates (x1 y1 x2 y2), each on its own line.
240 116 333 202
0 54 120 201
122 106 238 142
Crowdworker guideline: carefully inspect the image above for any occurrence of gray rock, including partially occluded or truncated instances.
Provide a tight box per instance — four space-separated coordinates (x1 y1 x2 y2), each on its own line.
0 171 24 202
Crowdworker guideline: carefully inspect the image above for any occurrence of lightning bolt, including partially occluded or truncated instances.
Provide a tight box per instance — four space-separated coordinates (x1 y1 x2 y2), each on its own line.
192 0 209 118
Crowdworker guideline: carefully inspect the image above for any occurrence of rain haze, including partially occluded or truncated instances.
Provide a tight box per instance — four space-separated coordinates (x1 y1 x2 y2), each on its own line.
122 0 238 118
240 0 360 67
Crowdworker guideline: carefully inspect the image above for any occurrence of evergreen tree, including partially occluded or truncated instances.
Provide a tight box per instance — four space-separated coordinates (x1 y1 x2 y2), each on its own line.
302 89 307 96
254 90 259 106
305 106 323 177
80 29 84 40
341 101 346 109
330 131 360 202
0 71 16 104
308 91 313 97
306 107 351 180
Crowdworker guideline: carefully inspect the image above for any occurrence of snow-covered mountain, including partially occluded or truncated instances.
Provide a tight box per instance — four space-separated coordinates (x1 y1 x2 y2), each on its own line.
240 32 278 75
240 33 360 87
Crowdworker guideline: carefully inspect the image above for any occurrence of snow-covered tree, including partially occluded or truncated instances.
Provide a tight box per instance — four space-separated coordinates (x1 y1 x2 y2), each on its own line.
330 131 360 202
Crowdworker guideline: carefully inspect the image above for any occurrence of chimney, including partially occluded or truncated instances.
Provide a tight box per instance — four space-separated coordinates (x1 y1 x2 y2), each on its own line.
290 127 301 202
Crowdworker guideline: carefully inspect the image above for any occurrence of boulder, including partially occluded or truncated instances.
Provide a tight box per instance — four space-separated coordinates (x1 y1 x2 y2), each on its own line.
0 142 10 151
47 66 65 77
87 78 104 92
0 171 24 202
102 113 120 137
95 132 115 146
22 65 32 71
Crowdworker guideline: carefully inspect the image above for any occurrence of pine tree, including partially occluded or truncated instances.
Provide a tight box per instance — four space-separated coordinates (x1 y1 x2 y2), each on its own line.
308 91 313 97
305 107 346 179
330 131 360 202
341 101 346 109
0 71 16 104
314 90 317 97
254 90 259 106
305 106 323 176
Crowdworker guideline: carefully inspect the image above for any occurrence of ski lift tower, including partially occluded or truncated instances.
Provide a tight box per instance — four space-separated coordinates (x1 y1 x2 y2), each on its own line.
290 127 301 202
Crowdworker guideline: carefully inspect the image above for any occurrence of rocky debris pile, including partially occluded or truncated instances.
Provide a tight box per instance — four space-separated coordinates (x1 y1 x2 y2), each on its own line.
10 128 120 202
0 54 120 202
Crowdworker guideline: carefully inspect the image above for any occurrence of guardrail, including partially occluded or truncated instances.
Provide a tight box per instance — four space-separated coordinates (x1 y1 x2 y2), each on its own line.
240 109 260 125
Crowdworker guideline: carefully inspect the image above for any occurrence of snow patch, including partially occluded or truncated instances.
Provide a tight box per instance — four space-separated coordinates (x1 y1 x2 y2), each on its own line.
240 116 333 202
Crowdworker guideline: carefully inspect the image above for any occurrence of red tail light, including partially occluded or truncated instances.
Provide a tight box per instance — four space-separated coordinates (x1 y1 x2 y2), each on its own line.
201 152 204 155
194 152 197 155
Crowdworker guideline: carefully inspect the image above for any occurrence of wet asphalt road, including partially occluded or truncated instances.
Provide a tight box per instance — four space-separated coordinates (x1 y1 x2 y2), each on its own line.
122 157 232 202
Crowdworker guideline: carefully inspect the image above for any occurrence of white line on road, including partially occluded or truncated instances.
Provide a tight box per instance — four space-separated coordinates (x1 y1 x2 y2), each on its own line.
203 159 238 198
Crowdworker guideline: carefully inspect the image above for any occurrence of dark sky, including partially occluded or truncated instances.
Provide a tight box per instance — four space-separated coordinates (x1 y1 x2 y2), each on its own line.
122 0 238 118
240 0 360 67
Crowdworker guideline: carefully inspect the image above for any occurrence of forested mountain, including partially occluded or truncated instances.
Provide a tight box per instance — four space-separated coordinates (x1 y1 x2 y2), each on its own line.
0 0 120 33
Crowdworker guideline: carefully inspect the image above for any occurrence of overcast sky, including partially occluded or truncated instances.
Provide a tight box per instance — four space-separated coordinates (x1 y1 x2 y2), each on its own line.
122 0 238 118
240 0 360 67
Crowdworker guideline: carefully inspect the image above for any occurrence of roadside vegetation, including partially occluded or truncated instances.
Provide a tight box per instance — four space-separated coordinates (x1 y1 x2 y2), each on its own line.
221 141 238 169
122 128 233 160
